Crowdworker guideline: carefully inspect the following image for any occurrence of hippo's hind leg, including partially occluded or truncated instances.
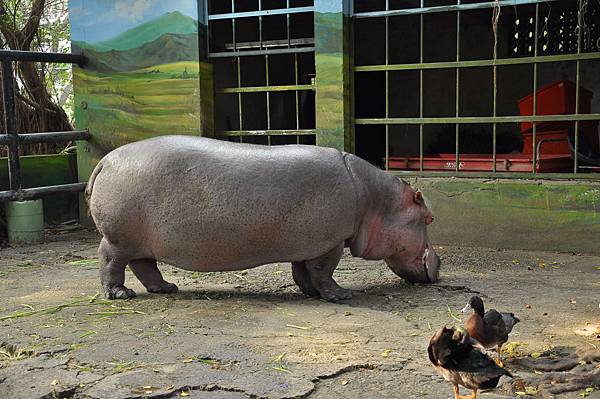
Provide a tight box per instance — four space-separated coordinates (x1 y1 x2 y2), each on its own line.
292 262 319 297
303 243 352 302
129 259 178 294
98 238 136 299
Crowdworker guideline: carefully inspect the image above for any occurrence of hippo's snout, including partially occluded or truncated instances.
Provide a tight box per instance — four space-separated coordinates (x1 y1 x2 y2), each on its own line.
385 242 440 284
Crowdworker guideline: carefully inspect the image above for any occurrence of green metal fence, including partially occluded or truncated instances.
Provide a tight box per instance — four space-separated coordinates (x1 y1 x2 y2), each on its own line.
353 0 600 179
208 0 316 145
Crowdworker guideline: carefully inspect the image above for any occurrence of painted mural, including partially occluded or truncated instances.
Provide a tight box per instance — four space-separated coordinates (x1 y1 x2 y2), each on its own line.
69 0 208 154
314 0 351 152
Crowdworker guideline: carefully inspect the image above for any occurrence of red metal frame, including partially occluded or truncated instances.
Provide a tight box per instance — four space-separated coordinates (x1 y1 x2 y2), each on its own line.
388 154 573 173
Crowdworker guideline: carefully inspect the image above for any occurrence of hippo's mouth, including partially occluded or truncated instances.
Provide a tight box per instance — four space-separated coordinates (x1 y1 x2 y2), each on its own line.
422 247 432 283
423 243 441 283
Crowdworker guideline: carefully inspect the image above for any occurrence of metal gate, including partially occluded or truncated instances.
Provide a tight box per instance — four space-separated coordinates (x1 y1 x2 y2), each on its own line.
207 0 317 145
352 0 600 178
0 50 90 201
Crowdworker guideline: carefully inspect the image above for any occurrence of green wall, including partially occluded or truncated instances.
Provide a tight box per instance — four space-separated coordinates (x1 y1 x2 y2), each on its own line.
1 154 79 224
409 177 600 255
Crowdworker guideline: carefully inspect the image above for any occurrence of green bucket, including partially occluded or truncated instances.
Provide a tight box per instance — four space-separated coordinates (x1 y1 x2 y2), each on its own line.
5 200 44 244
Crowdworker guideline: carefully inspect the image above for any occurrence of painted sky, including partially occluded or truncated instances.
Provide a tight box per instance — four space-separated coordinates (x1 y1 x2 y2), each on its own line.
69 0 198 43
315 0 347 13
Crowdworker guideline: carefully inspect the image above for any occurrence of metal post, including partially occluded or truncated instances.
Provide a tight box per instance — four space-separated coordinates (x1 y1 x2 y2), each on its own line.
287 0 291 48
237 57 243 132
2 60 21 191
532 4 539 174
266 53 271 145
492 3 499 173
295 53 300 130
574 0 582 174
385 0 389 171
259 0 263 50
455 3 461 172
232 0 242 137
419 0 424 172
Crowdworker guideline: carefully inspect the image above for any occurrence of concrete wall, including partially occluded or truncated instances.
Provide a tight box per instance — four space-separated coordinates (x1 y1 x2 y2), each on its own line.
409 177 600 255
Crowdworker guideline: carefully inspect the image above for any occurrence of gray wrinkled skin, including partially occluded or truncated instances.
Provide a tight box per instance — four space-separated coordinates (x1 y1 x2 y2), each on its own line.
86 136 440 301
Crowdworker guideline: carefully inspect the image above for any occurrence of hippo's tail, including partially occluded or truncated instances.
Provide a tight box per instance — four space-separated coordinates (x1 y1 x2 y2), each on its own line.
84 160 104 208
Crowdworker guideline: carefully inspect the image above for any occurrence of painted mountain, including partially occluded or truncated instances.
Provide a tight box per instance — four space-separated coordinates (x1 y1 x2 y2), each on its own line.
71 7 206 153
73 11 199 72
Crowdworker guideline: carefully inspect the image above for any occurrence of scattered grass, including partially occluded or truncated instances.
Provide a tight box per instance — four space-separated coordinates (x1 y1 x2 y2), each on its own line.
269 352 291 373
71 363 97 373
286 324 310 330
0 261 41 278
0 293 138 321
68 259 98 267
181 356 219 365
516 386 539 396
447 305 462 322
107 359 136 373
78 330 98 339
0 342 33 361
503 341 529 359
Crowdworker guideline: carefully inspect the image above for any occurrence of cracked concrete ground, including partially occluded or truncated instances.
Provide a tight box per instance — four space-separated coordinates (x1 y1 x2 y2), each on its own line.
0 227 599 398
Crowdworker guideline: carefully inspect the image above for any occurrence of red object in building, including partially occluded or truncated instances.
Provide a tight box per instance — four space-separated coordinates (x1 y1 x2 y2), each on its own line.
388 154 572 173
520 122 600 155
521 130 570 155
517 80 593 133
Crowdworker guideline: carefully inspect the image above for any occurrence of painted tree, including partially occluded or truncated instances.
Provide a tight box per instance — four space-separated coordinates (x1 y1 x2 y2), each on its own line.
0 0 73 156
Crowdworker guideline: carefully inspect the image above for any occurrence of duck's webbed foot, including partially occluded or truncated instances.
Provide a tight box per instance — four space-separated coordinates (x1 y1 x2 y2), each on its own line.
453 385 476 399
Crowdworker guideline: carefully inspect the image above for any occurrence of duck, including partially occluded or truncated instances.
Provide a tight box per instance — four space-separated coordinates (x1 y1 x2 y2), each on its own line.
428 326 513 399
461 296 520 365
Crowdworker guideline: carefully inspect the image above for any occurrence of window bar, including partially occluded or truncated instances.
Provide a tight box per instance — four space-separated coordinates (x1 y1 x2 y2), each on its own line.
266 53 271 145
385 0 390 171
532 4 539 174
492 5 499 173
288 0 299 144
259 0 263 50
354 52 600 72
574 2 583 174
1 61 21 190
205 0 210 59
295 53 300 144
352 0 559 19
237 57 243 141
419 0 424 172
455 3 461 172
232 0 242 143
287 0 292 48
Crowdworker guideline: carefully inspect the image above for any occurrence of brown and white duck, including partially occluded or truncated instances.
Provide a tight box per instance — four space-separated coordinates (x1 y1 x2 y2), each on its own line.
461 296 520 366
428 326 513 399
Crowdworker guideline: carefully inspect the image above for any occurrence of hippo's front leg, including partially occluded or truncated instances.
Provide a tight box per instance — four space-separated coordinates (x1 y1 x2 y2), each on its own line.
299 243 352 302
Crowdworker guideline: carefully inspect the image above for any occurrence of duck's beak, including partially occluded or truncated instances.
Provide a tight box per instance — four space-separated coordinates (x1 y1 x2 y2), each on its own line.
460 303 472 314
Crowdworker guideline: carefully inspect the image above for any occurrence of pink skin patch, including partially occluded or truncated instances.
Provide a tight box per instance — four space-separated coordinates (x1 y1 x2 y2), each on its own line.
362 214 382 259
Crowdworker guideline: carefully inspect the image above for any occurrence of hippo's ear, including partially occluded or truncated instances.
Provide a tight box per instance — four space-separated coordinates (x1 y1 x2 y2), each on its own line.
414 190 425 205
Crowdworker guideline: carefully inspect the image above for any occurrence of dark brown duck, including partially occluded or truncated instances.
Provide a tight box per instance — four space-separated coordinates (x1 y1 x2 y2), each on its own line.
428 326 513 399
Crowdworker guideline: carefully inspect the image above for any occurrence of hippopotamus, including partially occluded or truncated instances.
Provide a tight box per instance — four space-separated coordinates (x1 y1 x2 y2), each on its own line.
86 136 440 301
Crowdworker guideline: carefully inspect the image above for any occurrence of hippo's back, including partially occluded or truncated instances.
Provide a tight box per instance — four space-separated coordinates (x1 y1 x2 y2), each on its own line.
89 136 357 271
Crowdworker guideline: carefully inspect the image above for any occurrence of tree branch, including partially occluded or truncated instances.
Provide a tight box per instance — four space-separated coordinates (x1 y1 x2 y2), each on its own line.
20 0 46 49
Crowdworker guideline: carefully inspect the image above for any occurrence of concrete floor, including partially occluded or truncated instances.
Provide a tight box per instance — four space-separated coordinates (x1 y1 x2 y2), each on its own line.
0 227 599 398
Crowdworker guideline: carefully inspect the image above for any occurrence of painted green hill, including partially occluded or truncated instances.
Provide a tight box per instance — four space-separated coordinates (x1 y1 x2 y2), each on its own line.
73 33 199 72
315 12 343 54
94 11 198 51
